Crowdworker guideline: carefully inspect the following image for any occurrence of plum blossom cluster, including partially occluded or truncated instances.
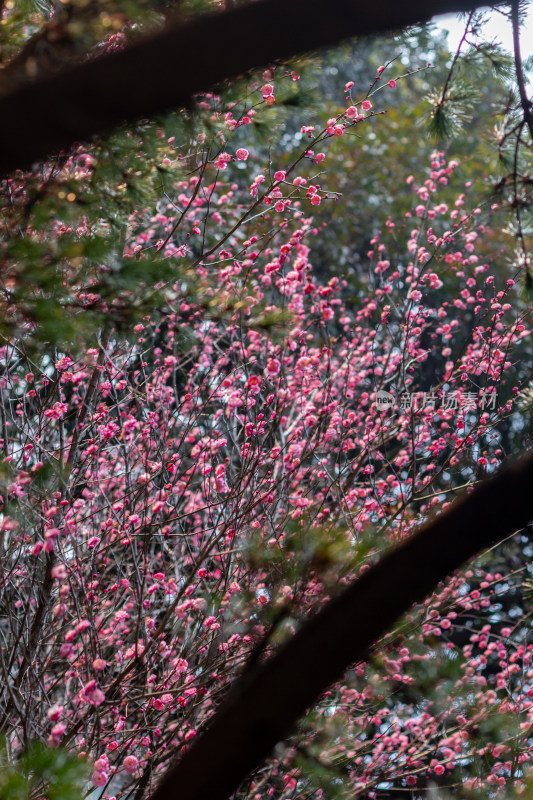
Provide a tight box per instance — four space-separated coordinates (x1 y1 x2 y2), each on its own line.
0 58 532 800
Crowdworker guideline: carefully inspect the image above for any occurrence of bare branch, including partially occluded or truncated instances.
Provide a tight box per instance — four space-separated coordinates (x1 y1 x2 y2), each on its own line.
511 0 533 140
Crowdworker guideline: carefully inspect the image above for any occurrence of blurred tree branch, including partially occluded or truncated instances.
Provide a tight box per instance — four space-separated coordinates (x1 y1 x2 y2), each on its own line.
149 449 533 800
0 0 524 174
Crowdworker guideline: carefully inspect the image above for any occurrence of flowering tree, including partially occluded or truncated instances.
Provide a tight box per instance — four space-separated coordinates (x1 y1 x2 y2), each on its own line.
2 2 533 800
0 0 529 173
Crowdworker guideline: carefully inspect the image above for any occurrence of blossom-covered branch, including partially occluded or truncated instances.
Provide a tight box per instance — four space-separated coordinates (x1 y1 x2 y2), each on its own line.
2 17 533 800
151 449 533 800
0 0 512 174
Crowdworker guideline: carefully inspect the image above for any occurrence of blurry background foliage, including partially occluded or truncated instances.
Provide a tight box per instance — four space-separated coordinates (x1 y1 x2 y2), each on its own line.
0 741 87 800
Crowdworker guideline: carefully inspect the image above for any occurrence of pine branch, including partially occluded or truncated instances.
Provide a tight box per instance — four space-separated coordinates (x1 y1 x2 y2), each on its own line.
0 0 516 175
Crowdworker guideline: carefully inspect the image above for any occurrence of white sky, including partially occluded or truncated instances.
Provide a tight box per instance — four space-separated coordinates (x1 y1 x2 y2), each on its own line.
437 4 533 58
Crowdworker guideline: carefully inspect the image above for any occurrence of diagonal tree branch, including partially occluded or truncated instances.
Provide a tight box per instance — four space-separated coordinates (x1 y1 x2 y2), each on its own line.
149 449 533 800
511 0 533 140
0 0 512 175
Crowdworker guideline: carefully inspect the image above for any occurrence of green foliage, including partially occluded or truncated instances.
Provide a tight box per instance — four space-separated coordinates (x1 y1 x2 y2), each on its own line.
0 741 88 800
472 42 515 79
427 81 478 139
427 37 514 140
